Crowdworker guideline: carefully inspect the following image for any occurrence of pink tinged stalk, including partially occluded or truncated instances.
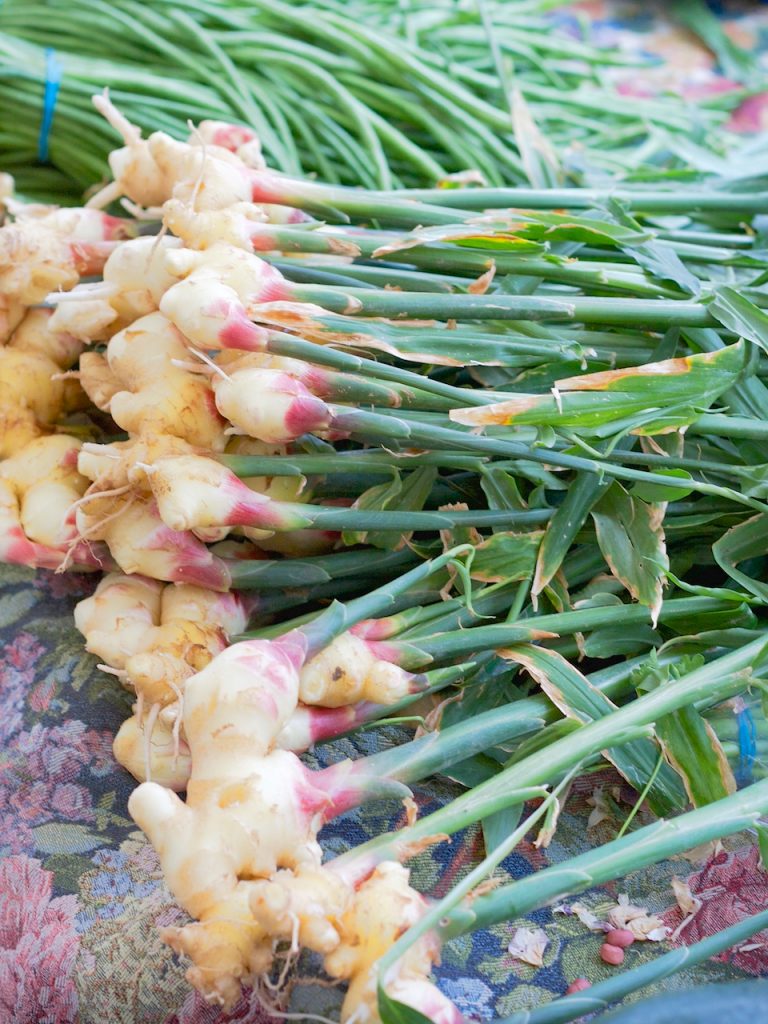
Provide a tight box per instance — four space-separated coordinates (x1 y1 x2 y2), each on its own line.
386 979 464 1024
214 301 271 351
248 170 301 206
101 495 232 590
212 369 333 444
147 454 309 533
93 212 137 242
63 208 136 243
204 123 260 152
0 525 109 572
350 618 407 641
150 522 232 590
69 241 122 277
275 701 384 752
0 483 109 571
262 204 312 225
293 757 411 825
160 245 291 353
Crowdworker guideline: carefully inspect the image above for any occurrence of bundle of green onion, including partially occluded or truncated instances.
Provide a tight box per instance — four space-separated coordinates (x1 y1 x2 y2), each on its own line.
0 0 763 200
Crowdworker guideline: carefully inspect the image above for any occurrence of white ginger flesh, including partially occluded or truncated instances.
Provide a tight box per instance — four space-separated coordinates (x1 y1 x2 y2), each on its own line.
105 312 227 450
0 479 68 570
128 632 461 1021
163 198 312 254
76 570 248 694
0 435 88 548
142 452 271 535
77 435 198 492
114 713 192 792
44 235 183 343
299 633 415 708
0 346 84 458
123 583 251 707
127 634 326 1003
0 294 25 344
89 93 255 213
74 490 230 590
0 203 132 304
159 243 288 352
0 440 106 572
10 307 86 370
74 572 163 669
213 364 331 445
325 861 462 1024
163 199 267 252
78 352 123 412
76 571 251 787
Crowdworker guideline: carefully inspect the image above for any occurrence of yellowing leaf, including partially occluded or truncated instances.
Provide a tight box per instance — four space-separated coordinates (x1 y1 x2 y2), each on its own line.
450 341 749 436
591 482 669 625
468 530 544 582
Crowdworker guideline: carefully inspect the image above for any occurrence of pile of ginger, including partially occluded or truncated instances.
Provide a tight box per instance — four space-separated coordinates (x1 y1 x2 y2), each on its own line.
0 96 464 1023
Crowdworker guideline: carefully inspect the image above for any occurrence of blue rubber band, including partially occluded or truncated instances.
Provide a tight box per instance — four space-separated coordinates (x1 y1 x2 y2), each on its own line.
38 48 62 163
736 706 757 787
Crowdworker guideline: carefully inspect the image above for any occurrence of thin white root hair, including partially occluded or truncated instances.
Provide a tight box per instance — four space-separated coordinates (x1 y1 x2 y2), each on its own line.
143 701 162 783
86 180 123 212
97 664 128 679
62 493 135 570
149 220 169 260
50 371 82 382
170 359 215 375
93 89 142 146
67 484 132 517
186 119 208 212
120 198 164 220
166 680 184 763
188 346 232 382
263 912 300 994
82 442 121 459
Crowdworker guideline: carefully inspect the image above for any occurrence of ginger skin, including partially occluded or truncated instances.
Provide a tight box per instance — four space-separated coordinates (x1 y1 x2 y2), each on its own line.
72 97 465 1024
127 633 459 1021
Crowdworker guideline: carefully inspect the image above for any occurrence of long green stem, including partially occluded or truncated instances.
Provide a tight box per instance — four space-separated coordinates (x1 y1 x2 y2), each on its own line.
377 772 578 992
298 543 473 657
393 595 744 665
378 186 768 216
442 777 768 938
220 451 486 478
689 413 768 440
250 175 768 221
331 635 768 869
264 329 499 408
225 546 419 589
292 284 720 328
335 410 768 513
269 501 554 532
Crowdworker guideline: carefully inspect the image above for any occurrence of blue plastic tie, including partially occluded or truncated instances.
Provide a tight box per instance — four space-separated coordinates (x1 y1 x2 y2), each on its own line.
736 705 757 787
38 48 62 163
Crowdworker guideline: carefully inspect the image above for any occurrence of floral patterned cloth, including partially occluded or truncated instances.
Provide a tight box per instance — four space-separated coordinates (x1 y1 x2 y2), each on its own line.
0 568 767 1021
5 2 768 1022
